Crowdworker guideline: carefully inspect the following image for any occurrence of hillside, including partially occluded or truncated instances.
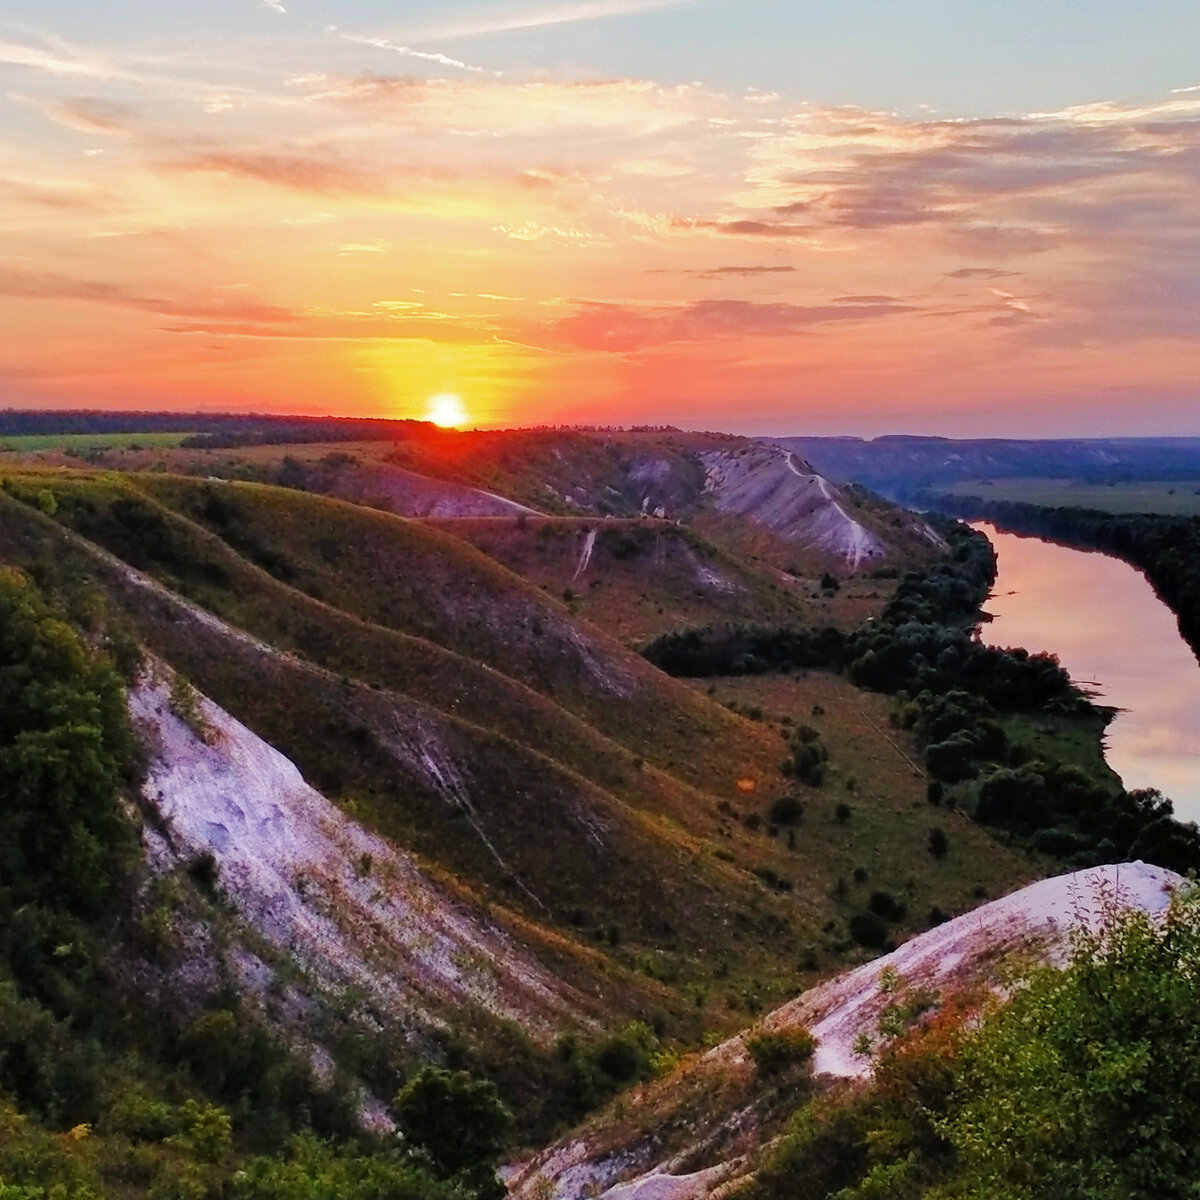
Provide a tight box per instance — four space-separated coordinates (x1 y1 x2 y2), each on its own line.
0 469 1036 1034
509 862 1184 1200
3 422 1195 1200
779 434 1200 491
42 427 945 589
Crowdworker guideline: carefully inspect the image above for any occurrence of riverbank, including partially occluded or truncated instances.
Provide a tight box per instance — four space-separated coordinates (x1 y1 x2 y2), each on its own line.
916 490 1200 665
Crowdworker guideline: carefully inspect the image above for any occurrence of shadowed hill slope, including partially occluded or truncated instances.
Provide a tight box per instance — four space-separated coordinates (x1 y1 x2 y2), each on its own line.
0 477 1037 1040
429 516 814 644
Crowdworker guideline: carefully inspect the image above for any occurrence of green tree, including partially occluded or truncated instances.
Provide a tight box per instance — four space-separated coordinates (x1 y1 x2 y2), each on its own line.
941 885 1200 1198
393 1067 513 1191
0 568 137 915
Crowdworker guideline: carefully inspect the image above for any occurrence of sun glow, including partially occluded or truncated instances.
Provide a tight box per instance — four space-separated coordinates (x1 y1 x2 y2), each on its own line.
424 392 469 428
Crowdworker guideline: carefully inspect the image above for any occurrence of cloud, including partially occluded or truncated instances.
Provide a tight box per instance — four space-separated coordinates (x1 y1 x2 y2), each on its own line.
292 71 711 145
0 175 110 212
378 0 697 43
687 265 797 277
334 31 493 75
0 267 299 324
946 267 1018 280
260 0 286 12
540 297 916 352
40 97 138 136
0 34 116 80
676 218 812 238
161 149 385 196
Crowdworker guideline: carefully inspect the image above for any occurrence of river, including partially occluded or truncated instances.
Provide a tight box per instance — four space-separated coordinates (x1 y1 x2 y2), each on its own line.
974 522 1200 824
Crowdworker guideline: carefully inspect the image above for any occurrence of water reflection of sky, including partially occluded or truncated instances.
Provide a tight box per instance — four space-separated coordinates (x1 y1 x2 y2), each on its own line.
974 523 1200 825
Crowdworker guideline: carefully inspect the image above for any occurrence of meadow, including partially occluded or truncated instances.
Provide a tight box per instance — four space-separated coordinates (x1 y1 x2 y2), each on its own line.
0 430 194 453
946 477 1200 515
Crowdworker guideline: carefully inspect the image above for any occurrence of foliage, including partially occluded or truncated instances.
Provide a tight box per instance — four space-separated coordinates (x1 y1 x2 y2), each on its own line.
745 1027 816 1076
392 1067 513 1194
783 724 828 786
0 568 138 915
746 887 1200 1200
232 1134 466 1200
937 885 1200 1198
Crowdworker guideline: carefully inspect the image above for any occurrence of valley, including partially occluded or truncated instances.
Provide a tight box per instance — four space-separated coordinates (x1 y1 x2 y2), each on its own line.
2 417 1199 1200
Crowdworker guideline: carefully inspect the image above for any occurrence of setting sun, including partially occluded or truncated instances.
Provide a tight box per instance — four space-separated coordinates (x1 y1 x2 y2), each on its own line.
424 393 469 428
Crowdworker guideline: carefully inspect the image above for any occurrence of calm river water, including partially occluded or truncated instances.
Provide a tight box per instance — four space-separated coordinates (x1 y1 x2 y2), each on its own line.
974 522 1200 824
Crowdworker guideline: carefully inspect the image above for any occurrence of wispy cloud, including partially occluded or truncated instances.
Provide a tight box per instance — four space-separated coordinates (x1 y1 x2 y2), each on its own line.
946 267 1018 280
383 0 697 43
689 265 796 277
0 266 298 324
260 0 286 13
0 33 118 80
333 30 494 75
540 297 917 352
160 149 386 196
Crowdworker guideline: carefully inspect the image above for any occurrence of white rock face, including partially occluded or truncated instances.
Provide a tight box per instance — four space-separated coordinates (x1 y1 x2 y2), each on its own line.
701 448 888 569
510 861 1182 1200
765 861 1181 1079
131 666 590 1038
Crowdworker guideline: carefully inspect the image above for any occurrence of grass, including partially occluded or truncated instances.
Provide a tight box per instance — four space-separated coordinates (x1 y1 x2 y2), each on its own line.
0 463 1054 1044
1000 710 1122 794
433 516 815 644
0 431 192 453
947 477 1200 515
688 671 1040 946
0 477 869 1022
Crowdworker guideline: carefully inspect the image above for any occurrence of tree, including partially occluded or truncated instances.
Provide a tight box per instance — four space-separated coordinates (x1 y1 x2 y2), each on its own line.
0 568 137 915
940 886 1200 1198
393 1068 513 1192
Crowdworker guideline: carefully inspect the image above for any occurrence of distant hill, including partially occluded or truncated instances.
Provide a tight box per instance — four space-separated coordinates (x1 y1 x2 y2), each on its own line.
776 434 1200 491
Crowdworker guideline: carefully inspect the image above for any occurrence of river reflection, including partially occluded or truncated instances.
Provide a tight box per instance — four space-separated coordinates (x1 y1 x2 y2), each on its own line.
974 522 1200 824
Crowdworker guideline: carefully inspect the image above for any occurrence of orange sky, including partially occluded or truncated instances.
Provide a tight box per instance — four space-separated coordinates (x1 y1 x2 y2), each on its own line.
3 14 1200 434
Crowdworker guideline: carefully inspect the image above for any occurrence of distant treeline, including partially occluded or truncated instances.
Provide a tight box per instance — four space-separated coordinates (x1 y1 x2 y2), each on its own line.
642 522 1075 708
0 409 430 446
918 492 1200 664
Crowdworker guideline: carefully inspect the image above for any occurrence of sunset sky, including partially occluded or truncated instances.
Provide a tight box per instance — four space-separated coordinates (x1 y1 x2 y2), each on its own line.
3 2 1200 434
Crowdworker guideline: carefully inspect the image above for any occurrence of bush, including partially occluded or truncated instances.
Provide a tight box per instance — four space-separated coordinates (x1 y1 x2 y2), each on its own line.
769 795 805 826
848 912 889 950
393 1067 513 1186
868 891 905 921
783 726 829 787
745 1027 816 1076
0 568 138 916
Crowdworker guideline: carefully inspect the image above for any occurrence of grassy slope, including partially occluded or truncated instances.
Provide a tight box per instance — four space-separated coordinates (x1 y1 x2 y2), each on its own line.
123 474 790 793
0 461 1041 1025
693 673 1037 936
0 484 853 1012
0 430 192 453
0 490 744 1022
430 516 816 644
98 428 938 599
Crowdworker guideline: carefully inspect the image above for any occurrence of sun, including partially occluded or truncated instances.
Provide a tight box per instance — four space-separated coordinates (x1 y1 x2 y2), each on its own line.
424 392 469 428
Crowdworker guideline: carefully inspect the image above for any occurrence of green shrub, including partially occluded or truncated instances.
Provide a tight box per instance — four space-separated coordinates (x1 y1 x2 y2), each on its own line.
0 568 138 916
745 1027 815 1076
393 1067 513 1190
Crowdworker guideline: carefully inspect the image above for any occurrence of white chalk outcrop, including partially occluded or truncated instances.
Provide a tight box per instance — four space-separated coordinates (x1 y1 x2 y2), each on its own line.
764 860 1180 1079
131 665 590 1039
701 448 888 570
510 861 1182 1200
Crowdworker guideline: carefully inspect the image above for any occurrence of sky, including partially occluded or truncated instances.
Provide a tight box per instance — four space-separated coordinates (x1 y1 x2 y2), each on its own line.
2 2 1200 435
